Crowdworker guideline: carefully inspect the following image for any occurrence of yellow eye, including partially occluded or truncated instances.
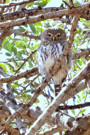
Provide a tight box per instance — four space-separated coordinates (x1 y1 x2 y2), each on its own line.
56 33 61 37
47 33 52 37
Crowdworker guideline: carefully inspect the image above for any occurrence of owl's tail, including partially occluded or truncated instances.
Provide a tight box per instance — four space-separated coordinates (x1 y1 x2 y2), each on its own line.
54 84 61 96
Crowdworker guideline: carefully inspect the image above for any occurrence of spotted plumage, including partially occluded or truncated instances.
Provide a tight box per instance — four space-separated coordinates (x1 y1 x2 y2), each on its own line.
37 29 71 96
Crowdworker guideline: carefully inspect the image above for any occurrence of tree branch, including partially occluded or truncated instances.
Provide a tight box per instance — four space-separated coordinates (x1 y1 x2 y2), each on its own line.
72 49 90 60
0 67 38 84
15 49 37 74
0 3 90 23
0 3 89 29
57 102 90 110
11 29 40 40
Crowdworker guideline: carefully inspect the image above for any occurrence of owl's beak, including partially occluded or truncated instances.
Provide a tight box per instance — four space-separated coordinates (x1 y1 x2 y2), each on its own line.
52 36 55 41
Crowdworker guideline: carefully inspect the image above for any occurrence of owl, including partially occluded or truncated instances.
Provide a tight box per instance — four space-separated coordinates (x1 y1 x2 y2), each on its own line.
37 29 71 96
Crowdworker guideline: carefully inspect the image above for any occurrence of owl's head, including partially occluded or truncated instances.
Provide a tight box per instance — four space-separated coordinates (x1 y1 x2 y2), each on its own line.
41 29 66 45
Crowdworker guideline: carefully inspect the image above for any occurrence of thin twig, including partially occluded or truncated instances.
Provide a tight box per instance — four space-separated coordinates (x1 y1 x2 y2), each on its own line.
72 49 90 60
57 102 90 110
15 49 37 74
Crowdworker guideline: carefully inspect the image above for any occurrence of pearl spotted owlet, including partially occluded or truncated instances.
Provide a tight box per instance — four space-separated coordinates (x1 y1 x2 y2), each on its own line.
37 29 71 96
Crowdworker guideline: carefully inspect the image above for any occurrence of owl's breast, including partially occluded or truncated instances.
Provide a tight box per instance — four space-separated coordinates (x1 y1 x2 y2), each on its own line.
49 43 63 59
37 43 64 75
37 45 55 74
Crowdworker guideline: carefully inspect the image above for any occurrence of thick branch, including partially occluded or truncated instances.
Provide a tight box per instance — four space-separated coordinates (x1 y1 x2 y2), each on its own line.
1 7 63 22
0 3 89 29
0 67 38 84
0 3 90 23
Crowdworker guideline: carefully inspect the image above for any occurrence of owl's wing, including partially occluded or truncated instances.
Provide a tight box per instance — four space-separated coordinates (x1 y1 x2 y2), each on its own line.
37 45 49 74
37 45 48 63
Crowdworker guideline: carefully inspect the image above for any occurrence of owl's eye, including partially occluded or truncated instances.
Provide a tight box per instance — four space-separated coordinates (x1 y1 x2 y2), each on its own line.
56 33 61 37
47 33 52 37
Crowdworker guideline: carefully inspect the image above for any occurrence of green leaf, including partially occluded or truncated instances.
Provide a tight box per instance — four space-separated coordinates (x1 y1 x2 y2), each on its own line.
0 63 7 73
17 51 23 57
75 59 82 66
33 82 40 87
80 18 90 29
71 109 75 115
81 92 86 99
18 26 25 32
3 41 13 53
6 52 11 56
11 84 19 88
6 0 10 3
76 95 80 99
10 123 16 128
12 46 17 55
35 22 42 26
15 41 26 49
40 0 51 7
31 43 39 50
29 24 36 34
27 2 34 8
44 22 51 28
35 98 39 103
28 59 33 67
35 27 42 35
73 0 80 6
80 109 86 114
13 89 19 94
34 0 51 7
21 93 31 98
